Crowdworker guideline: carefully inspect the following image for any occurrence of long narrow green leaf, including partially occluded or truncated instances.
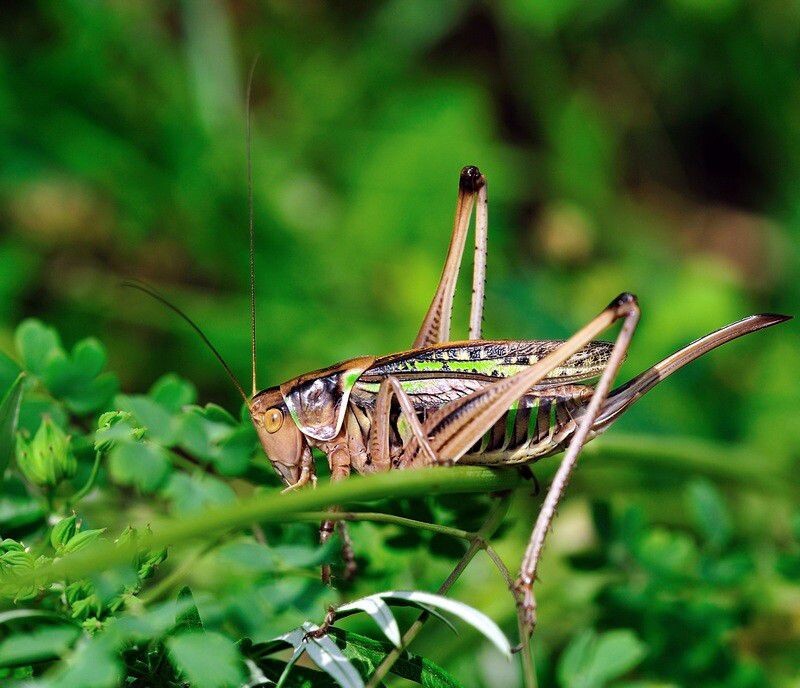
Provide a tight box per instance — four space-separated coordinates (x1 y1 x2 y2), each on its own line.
337 597 402 647
370 592 512 659
0 373 25 476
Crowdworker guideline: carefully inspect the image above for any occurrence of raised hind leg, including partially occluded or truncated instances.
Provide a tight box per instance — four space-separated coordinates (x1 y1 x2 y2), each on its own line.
414 166 488 347
515 294 640 632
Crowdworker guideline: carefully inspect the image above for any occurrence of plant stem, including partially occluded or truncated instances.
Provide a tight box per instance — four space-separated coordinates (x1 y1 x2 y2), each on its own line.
293 511 472 540
69 450 102 506
8 466 522 594
477 536 539 686
365 495 512 688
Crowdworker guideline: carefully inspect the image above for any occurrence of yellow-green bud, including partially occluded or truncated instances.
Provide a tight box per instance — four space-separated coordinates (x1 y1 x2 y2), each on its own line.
50 514 78 551
16 416 77 488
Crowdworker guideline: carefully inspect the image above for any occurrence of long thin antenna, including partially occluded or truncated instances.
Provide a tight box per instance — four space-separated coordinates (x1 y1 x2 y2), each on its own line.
122 280 249 405
246 55 260 398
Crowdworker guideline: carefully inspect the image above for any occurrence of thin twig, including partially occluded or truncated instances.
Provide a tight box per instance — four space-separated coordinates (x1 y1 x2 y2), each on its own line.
365 495 512 688
69 451 103 506
292 511 472 540
481 541 537 685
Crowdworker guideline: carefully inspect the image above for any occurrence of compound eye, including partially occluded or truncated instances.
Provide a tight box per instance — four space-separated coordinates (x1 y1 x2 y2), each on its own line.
264 408 284 433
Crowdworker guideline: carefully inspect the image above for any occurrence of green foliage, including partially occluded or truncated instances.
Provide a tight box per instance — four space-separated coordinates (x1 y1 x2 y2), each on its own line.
0 317 795 686
556 629 646 688
167 631 245 688
1 3 799 683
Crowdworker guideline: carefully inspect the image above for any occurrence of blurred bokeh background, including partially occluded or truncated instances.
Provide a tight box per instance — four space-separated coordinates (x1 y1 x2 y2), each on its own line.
1 2 799 686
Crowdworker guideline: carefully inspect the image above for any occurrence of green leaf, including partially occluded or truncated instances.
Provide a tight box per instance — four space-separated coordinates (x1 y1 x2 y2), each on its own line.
163 473 235 516
686 479 732 550
178 407 255 476
167 631 245 688
636 529 697 579
45 636 121 688
0 351 22 395
175 586 203 632
115 395 178 445
558 629 647 688
149 374 197 413
109 442 171 493
15 320 61 378
45 339 118 415
330 628 463 687
257 658 338 687
0 625 81 667
346 591 511 658
0 480 46 529
0 373 25 475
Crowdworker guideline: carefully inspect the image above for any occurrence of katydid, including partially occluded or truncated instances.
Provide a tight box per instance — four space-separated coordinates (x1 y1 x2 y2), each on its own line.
129 164 790 633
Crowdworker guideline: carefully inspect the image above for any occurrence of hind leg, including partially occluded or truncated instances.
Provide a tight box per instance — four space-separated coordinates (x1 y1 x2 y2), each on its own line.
414 166 488 347
515 295 640 632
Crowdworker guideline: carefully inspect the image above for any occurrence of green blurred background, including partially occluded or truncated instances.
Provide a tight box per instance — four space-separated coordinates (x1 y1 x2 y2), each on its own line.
1 1 799 686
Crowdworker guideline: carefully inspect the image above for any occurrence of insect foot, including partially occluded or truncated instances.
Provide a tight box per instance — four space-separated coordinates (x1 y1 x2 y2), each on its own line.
459 165 486 192
607 291 639 315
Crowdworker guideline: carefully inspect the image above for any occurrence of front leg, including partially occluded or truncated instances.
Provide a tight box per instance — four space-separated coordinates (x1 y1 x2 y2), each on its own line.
369 376 440 468
319 435 355 583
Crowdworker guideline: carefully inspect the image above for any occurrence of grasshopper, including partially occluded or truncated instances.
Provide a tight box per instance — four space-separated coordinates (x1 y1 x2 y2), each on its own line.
131 165 789 631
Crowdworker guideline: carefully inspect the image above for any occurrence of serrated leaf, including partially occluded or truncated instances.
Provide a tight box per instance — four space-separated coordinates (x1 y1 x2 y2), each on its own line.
558 628 647 688
167 631 245 688
366 591 511 659
338 596 401 647
278 623 364 688
0 373 25 475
